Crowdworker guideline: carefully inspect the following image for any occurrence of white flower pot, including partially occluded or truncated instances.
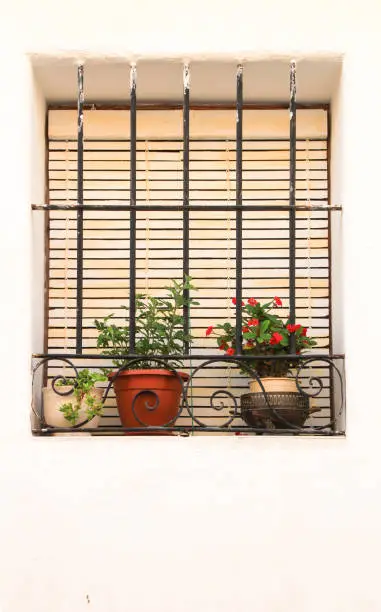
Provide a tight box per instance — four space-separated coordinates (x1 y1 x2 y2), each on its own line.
42 386 103 429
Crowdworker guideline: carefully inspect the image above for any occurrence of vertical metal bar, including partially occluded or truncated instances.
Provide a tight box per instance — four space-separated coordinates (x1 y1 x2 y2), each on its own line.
43 109 50 385
235 64 243 355
129 64 137 353
327 106 336 430
183 64 190 354
76 64 84 354
289 60 296 354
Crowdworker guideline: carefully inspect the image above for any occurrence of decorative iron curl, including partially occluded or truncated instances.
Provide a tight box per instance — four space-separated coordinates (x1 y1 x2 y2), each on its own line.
103 357 189 428
51 375 77 396
31 357 84 427
131 390 161 426
209 389 239 426
184 358 286 429
184 357 343 431
32 357 109 429
295 357 344 431
210 390 238 413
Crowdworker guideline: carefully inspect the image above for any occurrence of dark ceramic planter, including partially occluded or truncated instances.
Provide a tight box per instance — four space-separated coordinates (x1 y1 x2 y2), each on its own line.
241 391 310 429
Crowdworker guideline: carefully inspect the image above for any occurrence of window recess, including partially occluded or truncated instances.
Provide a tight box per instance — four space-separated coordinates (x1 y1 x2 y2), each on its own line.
32 61 345 436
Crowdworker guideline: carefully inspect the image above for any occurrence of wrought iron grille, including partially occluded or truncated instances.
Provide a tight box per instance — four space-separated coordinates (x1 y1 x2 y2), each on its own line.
31 61 345 436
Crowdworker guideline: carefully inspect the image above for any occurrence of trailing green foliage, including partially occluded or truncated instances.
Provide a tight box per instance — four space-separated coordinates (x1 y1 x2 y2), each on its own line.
57 369 107 426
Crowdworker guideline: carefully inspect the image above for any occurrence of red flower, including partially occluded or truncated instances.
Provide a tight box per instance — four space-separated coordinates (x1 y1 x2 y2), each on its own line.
226 347 235 355
287 323 301 333
302 327 308 337
242 326 249 333
269 332 283 345
205 326 214 337
248 298 258 306
245 340 253 348
247 318 259 327
219 341 228 351
274 296 282 307
232 298 245 306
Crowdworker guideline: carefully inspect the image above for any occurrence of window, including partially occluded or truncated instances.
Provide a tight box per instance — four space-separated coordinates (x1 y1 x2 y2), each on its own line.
32 61 345 435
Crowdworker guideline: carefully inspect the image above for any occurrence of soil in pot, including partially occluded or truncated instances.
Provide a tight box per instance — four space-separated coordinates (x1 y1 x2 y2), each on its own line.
111 369 188 432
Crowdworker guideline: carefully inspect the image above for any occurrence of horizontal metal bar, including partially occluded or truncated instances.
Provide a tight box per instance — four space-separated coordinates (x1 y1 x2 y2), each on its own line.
33 426 344 436
50 203 329 209
49 140 328 147
49 167 327 173
50 187 328 193
49 227 330 233
47 255 328 262
50 151 328 157
46 315 331 324
50 232 330 239
33 204 342 212
45 370 332 378
50 178 326 184
33 352 344 360
48 102 330 111
49 235 330 240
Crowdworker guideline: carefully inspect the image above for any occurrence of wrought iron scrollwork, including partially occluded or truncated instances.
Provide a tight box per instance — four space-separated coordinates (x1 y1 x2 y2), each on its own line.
183 356 345 432
295 357 344 431
31 357 84 427
184 358 273 428
31 354 345 434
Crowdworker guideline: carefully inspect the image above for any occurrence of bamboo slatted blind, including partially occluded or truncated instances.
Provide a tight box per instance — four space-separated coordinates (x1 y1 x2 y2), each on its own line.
47 108 331 428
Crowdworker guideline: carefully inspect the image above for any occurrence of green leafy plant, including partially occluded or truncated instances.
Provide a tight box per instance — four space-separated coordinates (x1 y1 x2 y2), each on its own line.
94 276 198 369
57 369 107 426
205 296 317 377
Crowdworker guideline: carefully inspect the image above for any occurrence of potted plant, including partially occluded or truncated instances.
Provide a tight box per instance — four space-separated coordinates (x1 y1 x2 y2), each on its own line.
95 277 198 430
43 368 107 429
205 296 318 428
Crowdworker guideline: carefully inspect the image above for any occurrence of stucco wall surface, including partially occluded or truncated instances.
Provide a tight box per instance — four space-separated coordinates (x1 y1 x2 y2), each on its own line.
0 2 381 610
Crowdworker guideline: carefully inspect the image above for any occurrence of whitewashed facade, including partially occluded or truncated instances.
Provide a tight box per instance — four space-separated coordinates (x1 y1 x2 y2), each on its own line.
0 1 380 610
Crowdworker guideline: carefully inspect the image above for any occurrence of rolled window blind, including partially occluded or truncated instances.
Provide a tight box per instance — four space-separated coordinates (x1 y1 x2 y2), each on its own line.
47 108 330 428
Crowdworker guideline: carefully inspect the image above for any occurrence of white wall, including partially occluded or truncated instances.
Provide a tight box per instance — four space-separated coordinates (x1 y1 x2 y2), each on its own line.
31 76 46 353
1 2 381 611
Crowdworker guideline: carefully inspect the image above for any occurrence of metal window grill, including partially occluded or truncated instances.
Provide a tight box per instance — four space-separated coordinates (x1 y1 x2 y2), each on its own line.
32 61 345 436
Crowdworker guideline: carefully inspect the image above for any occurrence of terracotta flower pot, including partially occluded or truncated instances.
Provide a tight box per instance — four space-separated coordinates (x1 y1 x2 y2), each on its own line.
111 369 188 430
42 386 103 429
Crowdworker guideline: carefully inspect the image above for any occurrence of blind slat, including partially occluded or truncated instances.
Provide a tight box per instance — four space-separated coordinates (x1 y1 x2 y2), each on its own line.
47 108 330 429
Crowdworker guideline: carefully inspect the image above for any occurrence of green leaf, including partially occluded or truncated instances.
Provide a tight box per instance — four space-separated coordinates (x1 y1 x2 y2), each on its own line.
260 320 270 334
244 332 257 340
93 277 199 369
